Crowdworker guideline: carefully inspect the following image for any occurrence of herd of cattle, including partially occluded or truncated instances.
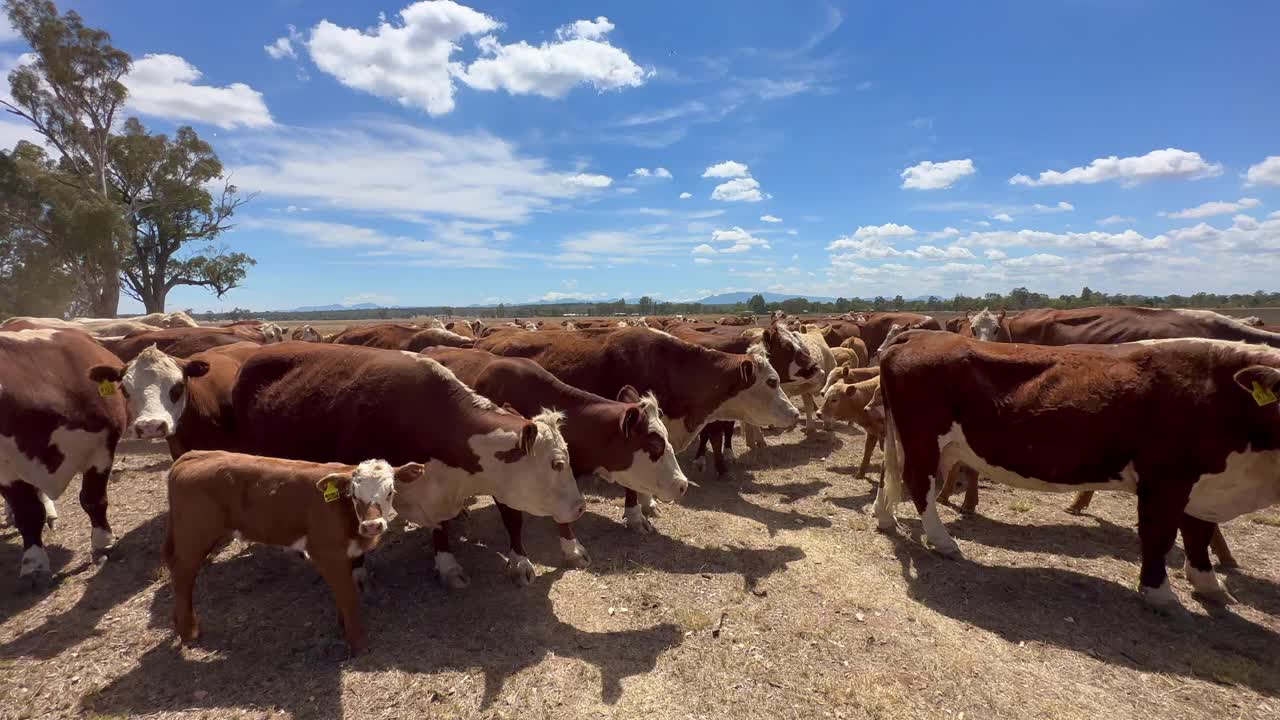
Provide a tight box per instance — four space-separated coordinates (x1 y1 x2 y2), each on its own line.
3 305 1280 655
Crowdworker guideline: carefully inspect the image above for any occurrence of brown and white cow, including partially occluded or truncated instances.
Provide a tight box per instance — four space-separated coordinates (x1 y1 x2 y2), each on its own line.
424 348 688 579
1 326 126 576
231 342 584 589
290 325 325 342
856 312 942 355
875 331 1280 608
126 311 200 328
817 375 884 479
991 306 1280 347
165 450 420 655
404 327 475 351
100 327 261 362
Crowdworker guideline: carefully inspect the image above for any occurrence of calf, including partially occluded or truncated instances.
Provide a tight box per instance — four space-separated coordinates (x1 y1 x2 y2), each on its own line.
165 450 421 655
876 332 1280 609
232 342 584 588
1 327 125 576
818 376 884 479
839 336 869 367
425 348 688 577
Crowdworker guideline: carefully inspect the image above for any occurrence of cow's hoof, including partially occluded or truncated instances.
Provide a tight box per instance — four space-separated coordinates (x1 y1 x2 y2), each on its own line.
640 498 659 518
933 543 964 560
1138 580 1183 613
624 511 655 534
507 553 535 587
1196 588 1239 607
560 538 591 568
45 516 57 531
958 504 977 515
434 553 470 590
1215 558 1241 572
19 546 51 578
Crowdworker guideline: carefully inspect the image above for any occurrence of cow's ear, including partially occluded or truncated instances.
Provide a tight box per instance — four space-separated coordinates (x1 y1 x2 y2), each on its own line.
616 384 641 403
519 421 539 453
621 405 643 438
395 463 425 484
997 309 1007 323
88 365 123 384
1234 365 1280 404
316 472 353 499
182 360 211 379
739 358 757 387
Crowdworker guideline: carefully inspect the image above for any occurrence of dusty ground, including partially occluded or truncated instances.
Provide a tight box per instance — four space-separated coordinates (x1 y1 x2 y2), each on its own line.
2 425 1279 720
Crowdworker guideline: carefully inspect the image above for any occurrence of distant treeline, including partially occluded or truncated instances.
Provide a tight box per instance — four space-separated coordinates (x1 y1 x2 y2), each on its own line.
183 287 1280 322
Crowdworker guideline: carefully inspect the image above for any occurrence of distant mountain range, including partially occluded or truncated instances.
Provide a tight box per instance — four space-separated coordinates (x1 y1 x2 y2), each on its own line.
696 291 839 305
288 292 848 313
289 302 384 312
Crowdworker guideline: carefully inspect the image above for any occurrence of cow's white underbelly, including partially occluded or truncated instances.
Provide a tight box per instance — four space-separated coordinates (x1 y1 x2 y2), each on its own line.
0 426 114 499
936 422 1138 495
1185 447 1280 523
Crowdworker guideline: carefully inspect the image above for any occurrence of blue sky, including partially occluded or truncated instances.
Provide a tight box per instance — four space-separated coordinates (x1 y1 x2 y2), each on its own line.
3 1 1279 313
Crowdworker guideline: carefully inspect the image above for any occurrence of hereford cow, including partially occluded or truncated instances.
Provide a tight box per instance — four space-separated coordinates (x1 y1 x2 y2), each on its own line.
718 316 755 326
1 327 126 577
875 331 1280 609
996 306 1280 347
99 327 262 362
405 328 475 351
126 311 199 328
231 342 584 589
817 375 884 479
291 325 325 342
424 348 688 579
5 316 154 337
856 312 942 355
165 450 420 655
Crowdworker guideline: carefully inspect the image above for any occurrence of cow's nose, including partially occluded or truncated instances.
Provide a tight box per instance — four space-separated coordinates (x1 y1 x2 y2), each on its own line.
571 499 587 520
359 519 387 538
134 419 168 438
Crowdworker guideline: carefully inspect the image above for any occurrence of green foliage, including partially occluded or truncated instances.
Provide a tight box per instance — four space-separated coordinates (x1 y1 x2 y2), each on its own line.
748 294 767 314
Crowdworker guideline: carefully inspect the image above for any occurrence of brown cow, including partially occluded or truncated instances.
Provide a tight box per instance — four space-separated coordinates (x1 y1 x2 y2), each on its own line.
231 342 584 588
876 332 1280 609
424 348 688 577
404 327 475 351
1 326 126 576
999 306 1280 347
291 325 325 342
718 315 755 326
100 327 259 362
817 375 884 479
165 450 421 655
856 312 942 354
330 323 472 350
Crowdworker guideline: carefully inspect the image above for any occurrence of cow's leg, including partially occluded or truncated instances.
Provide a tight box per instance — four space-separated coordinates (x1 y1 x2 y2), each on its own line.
639 492 659 517
80 462 114 563
557 523 591 568
692 427 711 473
432 523 470 590
815 393 833 431
922 466 962 558
37 490 57 529
802 393 818 433
1066 490 1094 515
496 501 535 586
168 537 216 643
709 427 728 478
1209 526 1238 569
1180 513 1237 606
857 432 878 480
960 468 979 514
1135 485 1186 609
350 553 369 593
314 551 368 656
743 423 766 450
622 489 654 533
1 481 49 577
720 423 735 464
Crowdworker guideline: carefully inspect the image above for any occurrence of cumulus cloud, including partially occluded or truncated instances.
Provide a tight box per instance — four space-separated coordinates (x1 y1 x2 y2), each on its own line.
711 177 763 202
1098 215 1135 226
827 224 916 250
992 213 1013 223
1245 156 1280 186
692 243 717 256
1167 216 1280 254
710 226 770 253
1033 201 1074 213
1003 253 1068 269
125 54 273 129
265 25 302 60
702 160 750 178
630 167 672 178
1009 148 1222 187
563 173 613 188
1162 197 1261 220
306 3 647 116
955 228 1170 252
984 249 1007 260
760 214 782 223
900 159 976 190
679 192 692 199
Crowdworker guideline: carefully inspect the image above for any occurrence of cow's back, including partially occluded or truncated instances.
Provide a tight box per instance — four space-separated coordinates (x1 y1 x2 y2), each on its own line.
1008 307 1280 347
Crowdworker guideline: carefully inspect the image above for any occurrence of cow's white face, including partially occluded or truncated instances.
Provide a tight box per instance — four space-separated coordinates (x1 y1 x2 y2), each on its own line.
114 346 208 439
495 411 584 523
294 325 323 342
970 308 1001 342
261 324 287 343
714 347 801 429
615 393 689 502
348 459 399 536
775 324 819 380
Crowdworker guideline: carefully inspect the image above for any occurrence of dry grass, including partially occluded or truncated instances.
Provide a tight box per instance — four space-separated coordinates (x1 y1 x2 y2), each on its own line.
3 427 1279 720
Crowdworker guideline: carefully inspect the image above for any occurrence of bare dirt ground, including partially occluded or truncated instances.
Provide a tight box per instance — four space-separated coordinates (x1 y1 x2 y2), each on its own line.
3 424 1279 720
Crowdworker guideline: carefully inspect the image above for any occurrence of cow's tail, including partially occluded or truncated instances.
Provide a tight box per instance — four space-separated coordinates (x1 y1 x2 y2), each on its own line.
881 399 904 508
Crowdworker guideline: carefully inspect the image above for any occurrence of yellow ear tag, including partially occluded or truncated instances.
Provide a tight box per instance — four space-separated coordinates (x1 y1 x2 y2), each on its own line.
323 481 340 503
1252 381 1277 407
98 380 116 398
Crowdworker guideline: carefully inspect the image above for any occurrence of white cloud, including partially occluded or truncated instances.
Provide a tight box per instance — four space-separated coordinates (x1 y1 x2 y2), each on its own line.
710 226 769 253
927 227 961 240
912 245 975 260
265 25 302 60
1009 148 1222 187
693 257 713 264
900 159 975 190
248 217 526 268
306 4 646 117
1245 156 1280 186
702 160 750 179
955 228 1170 252
1003 253 1067 269
692 243 717 256
679 192 692 200
0 15 18 44
760 214 782 223
1098 215 1135 226
711 177 763 202
1032 201 1074 213
564 173 613 188
1162 197 1261 220
984 249 1007 260
125 54 273 129
992 213 1013 222
1271 211 1280 220
828 223 917 248
630 167 672 179
540 290 609 302
230 121 617 224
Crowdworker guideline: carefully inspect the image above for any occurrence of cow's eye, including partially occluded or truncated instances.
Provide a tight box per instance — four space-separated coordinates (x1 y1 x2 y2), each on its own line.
552 459 566 471
766 378 779 389
169 382 185 402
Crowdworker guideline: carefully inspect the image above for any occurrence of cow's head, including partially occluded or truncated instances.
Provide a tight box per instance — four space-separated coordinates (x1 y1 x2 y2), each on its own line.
764 323 820 381
162 311 199 328
491 410 585 524
612 386 689 501
318 459 422 538
713 345 801 430
968 308 1006 342
261 323 287 343
818 378 883 434
88 345 209 439
292 325 323 342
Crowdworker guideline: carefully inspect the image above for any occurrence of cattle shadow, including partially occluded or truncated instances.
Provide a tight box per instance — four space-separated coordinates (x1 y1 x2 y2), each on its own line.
85 512 686 718
1223 571 1280 617
737 430 846 472
887 539 1280 697
0 542 76 621
0 514 166 651
945 513 1139 562
824 485 880 515
674 470 833 536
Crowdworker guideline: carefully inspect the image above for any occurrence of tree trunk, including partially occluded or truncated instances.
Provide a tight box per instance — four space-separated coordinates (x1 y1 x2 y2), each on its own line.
142 287 165 314
88 275 121 317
